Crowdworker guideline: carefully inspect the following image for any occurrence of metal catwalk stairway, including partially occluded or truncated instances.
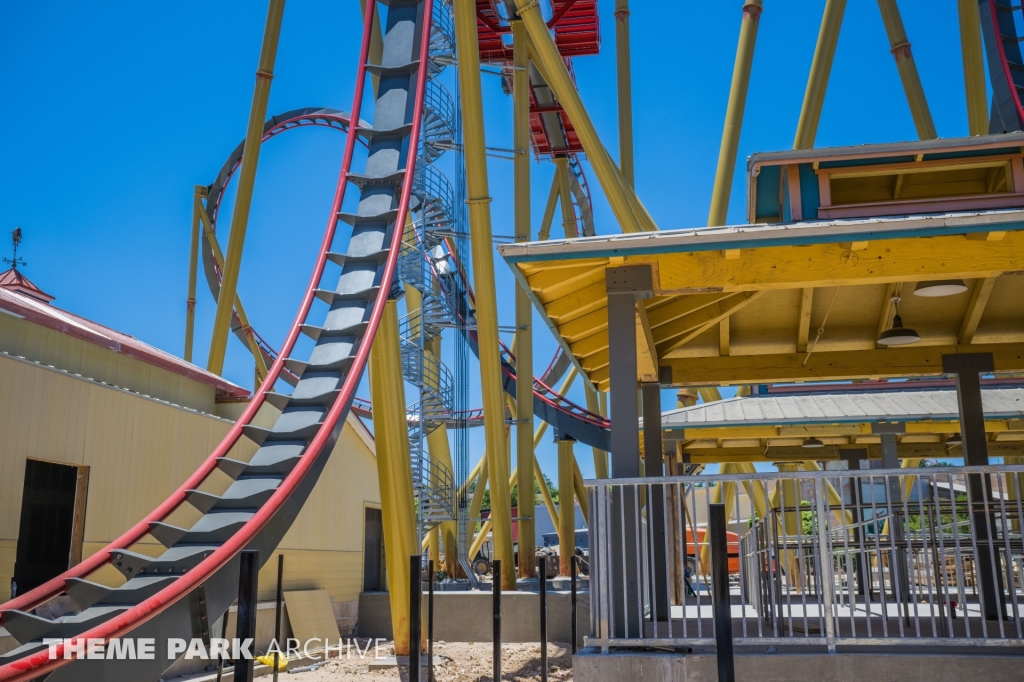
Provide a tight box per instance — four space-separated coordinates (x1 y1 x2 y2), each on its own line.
0 2 435 680
982 0 1024 132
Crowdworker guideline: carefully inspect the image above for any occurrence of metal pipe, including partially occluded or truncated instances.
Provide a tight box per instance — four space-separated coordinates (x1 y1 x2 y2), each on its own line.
370 300 419 656
514 0 646 234
184 186 203 363
708 0 764 226
615 0 634 186
794 0 847 149
207 0 286 375
428 559 435 682
709 505 735 682
492 559 502 682
410 554 421 682
556 433 577 576
876 0 937 140
513 18 536 581
453 0 515 590
958 0 989 135
235 550 259 682
272 553 284 682
538 556 548 682
357 0 384 95
570 555 578 654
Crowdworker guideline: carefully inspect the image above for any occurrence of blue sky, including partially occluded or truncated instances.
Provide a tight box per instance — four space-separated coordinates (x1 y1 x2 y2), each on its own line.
0 2 985 479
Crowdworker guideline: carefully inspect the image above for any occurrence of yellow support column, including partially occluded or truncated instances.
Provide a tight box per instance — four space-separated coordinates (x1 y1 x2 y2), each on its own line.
794 0 847 150
614 0 634 186
453 0 515 590
197 202 269 382
957 0 989 135
708 0 764 226
876 0 937 140
512 19 536 580
556 434 577 576
776 462 805 590
555 156 577 237
369 300 419 656
699 463 738 574
208 0 286 375
184 186 204 363
513 0 645 234
584 381 609 478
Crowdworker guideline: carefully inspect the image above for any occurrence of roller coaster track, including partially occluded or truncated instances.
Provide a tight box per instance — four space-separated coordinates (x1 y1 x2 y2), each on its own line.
196 115 608 446
982 0 1024 132
0 2 433 679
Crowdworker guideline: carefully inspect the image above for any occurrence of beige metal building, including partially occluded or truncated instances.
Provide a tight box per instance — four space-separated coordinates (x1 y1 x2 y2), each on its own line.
0 269 381 637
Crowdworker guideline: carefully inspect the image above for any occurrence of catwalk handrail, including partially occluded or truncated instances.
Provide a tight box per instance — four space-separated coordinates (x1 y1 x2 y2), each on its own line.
0 2 432 679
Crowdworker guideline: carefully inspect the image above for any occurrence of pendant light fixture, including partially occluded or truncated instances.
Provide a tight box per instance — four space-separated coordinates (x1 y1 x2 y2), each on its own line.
877 296 921 346
914 279 968 297
803 437 825 448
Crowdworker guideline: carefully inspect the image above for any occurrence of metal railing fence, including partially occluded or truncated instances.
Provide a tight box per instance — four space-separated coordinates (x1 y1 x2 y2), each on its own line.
587 465 1024 652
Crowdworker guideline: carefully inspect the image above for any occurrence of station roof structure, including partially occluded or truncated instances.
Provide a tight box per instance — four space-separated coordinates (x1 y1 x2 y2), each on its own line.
656 382 1024 463
499 135 1024 392
0 277 249 398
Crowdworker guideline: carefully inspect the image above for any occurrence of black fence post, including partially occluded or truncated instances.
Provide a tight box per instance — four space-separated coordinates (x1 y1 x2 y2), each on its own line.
273 554 284 682
710 504 735 682
570 555 578 654
428 559 435 682
410 554 422 682
493 559 501 682
215 606 229 682
235 550 259 682
538 556 548 682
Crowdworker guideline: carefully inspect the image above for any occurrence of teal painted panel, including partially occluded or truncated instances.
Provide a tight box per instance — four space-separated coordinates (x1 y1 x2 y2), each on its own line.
799 163 819 220
754 164 781 222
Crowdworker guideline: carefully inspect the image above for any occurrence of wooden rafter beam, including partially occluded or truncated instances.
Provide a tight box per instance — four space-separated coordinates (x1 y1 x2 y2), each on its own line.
796 288 813 353
957 276 997 344
635 300 659 382
719 316 730 356
651 231 1024 293
655 291 765 357
649 342 1024 388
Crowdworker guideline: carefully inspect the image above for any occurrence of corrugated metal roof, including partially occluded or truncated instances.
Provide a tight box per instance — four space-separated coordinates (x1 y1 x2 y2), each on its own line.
0 286 249 398
660 389 1024 430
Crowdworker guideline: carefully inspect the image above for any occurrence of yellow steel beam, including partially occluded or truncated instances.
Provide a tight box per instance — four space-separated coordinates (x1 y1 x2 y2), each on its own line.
957 0 988 135
584 380 609 478
184 186 204 363
555 156 577 237
876 0 937 140
660 343 1024 386
796 288 814 353
369 300 418 656
615 0 634 186
635 301 659 382
794 0 847 149
512 18 536 580
538 172 561 242
708 0 764 226
557 436 576 576
572 457 589 522
514 0 648 234
208 0 286 376
198 202 269 382
653 231 1024 293
454 0 515 589
957 276 996 344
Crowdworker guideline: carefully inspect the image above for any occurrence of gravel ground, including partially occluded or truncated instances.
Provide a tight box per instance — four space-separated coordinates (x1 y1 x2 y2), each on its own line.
284 639 574 682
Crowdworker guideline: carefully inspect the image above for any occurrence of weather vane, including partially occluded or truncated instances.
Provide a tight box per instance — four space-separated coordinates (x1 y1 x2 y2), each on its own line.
3 227 26 271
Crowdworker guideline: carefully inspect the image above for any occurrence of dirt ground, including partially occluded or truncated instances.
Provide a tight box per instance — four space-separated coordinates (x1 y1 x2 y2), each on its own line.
284 640 574 682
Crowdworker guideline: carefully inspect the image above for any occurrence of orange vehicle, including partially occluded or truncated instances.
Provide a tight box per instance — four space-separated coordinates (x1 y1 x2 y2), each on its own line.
684 527 741 574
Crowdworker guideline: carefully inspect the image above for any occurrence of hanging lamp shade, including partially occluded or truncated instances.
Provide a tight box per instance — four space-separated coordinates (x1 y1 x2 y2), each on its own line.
946 433 962 445
877 314 921 346
803 437 825 448
914 279 968 297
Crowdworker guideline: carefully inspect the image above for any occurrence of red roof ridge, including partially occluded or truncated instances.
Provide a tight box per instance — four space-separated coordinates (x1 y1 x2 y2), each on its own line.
0 268 54 303
0 285 249 398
